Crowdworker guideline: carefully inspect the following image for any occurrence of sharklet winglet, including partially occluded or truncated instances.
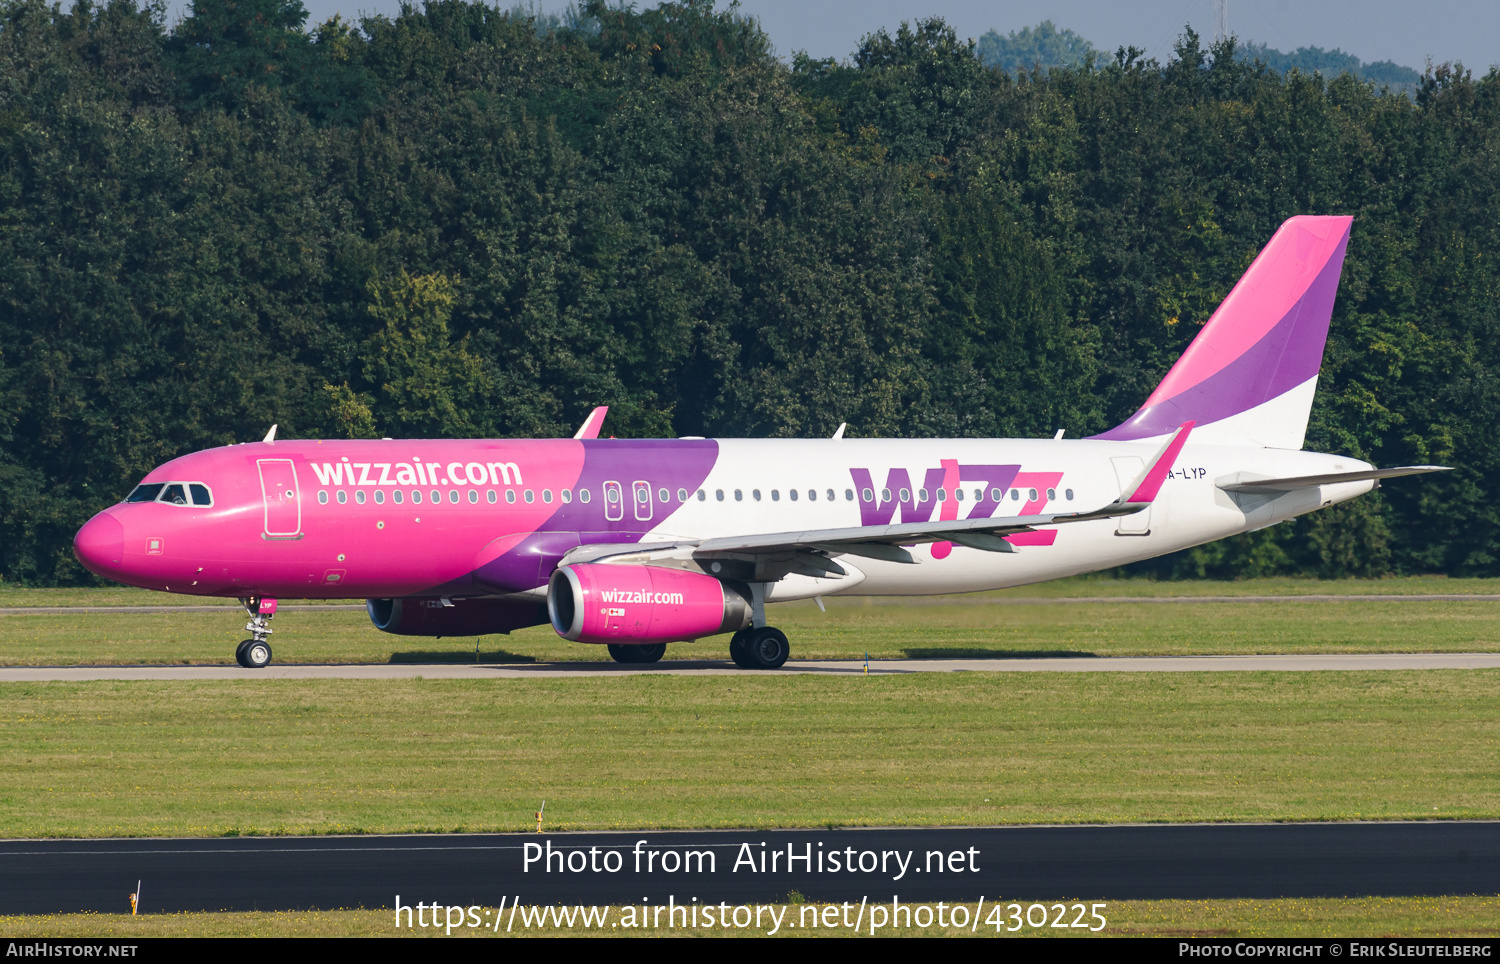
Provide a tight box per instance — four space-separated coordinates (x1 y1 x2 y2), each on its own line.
1119 421 1195 505
573 406 608 440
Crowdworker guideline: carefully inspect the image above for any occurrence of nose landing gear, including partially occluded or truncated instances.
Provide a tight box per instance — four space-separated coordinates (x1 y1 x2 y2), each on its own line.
236 597 276 668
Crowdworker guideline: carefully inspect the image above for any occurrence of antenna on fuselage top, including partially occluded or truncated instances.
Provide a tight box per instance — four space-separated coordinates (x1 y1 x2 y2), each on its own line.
262 424 277 443
831 423 847 440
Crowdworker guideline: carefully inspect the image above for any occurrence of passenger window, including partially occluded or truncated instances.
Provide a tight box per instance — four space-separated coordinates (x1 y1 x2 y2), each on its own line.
827 489 835 501
988 488 1000 501
126 483 165 503
393 490 404 505
160 483 188 505
450 490 460 504
542 489 552 504
936 488 946 502
431 490 441 504
955 488 964 501
917 488 929 502
413 490 423 504
579 488 591 504
697 489 706 501
1065 488 1074 501
488 490 498 504
189 484 212 506
607 487 620 504
337 491 347 504
788 489 797 501
506 490 517 504
676 488 687 502
845 489 854 501
318 491 328 505
808 489 817 501
715 489 724 501
658 487 669 502
862 488 873 502
374 490 385 505
771 490 780 501
753 489 762 501
356 490 367 505
561 490 571 504
1029 488 1038 501
881 488 891 502
735 489 743 501
1046 488 1056 501
469 490 479 504
1010 489 1020 501
523 490 533 504
899 488 910 503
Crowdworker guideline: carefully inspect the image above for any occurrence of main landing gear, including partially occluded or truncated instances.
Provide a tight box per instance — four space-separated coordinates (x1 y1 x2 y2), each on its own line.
236 596 276 669
608 643 666 664
729 626 789 670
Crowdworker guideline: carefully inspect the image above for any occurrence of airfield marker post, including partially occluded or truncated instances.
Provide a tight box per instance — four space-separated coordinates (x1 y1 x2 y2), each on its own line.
536 800 545 833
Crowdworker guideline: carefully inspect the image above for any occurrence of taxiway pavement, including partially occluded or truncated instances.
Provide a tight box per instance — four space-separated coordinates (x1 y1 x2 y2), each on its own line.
1 652 1498 680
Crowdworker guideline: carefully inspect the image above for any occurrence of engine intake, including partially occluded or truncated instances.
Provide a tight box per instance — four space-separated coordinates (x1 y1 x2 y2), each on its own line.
547 564 751 644
367 596 547 637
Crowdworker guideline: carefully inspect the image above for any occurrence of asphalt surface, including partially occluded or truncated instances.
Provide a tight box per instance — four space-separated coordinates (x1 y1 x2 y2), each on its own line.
2 653 1498 680
3 823 1496 914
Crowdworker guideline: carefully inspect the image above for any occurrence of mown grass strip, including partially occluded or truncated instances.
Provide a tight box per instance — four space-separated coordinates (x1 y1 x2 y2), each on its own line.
4 895 1498 937
1 672 1496 837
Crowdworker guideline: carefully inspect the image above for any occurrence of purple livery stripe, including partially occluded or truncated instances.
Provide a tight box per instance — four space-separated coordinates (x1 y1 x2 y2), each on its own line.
1094 216 1352 441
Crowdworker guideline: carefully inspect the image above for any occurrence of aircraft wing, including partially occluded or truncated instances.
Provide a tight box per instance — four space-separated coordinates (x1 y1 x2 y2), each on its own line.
1217 465 1450 493
690 502 1141 563
556 501 1141 573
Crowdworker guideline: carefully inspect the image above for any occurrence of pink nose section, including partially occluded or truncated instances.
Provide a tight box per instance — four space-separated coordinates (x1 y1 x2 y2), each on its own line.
74 513 125 577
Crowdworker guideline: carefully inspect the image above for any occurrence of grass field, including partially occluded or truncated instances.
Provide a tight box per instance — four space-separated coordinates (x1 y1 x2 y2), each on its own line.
5 579 1496 938
2 576 1499 665
1 671 1495 837
4 896 1498 937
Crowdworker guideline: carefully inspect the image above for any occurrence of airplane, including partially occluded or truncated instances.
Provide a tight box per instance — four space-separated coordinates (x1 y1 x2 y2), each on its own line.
72 215 1447 669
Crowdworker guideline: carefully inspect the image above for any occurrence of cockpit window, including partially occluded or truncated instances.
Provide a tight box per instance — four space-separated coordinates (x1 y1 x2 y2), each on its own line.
125 481 213 506
126 483 164 503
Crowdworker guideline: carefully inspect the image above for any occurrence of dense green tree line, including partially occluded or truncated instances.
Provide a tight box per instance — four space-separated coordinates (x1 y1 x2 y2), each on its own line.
1 0 1497 584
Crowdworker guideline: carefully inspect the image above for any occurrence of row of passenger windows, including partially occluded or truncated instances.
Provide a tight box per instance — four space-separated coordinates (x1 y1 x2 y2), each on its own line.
317 487 594 506
126 482 213 507
315 485 1076 507
699 486 1075 504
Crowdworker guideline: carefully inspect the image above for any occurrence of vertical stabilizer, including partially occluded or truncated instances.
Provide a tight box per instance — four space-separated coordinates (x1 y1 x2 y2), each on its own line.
1093 215 1352 449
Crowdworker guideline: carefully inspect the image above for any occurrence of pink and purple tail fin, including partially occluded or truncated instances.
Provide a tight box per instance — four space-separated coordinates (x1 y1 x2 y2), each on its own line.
1093 215 1353 449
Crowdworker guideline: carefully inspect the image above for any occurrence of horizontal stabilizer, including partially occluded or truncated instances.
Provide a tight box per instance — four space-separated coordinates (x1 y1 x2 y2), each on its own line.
1217 465 1450 493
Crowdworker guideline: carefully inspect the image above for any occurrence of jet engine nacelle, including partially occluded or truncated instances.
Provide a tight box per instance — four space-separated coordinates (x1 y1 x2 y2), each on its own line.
367 596 547 637
547 564 751 644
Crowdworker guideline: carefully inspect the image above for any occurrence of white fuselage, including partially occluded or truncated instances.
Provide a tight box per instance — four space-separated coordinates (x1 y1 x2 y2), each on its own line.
641 438 1372 601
